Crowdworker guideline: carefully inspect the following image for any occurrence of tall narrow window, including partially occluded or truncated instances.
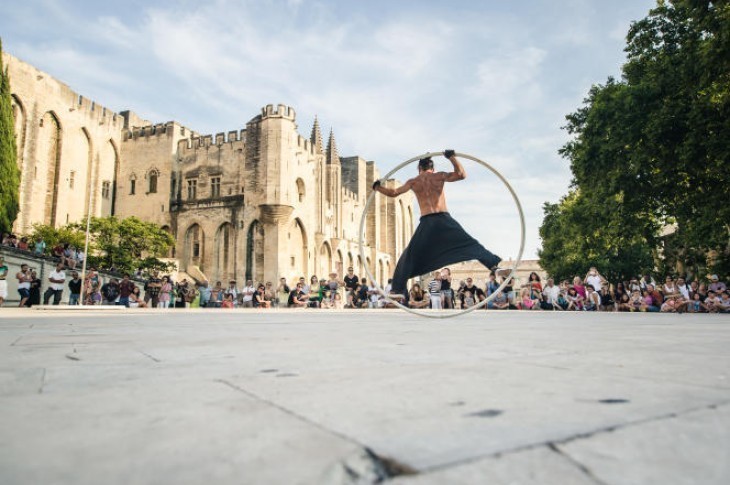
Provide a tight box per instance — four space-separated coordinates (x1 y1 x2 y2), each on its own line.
130 179 136 195
187 179 197 200
102 181 111 199
148 170 158 194
211 177 221 197
69 171 75 189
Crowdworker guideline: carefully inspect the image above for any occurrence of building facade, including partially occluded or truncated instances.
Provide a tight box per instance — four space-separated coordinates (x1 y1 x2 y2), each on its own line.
5 52 414 285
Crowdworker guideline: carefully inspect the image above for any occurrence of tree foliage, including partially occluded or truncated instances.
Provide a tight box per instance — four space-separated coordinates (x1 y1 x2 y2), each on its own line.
0 38 21 233
30 216 174 275
539 0 730 280
68 216 175 274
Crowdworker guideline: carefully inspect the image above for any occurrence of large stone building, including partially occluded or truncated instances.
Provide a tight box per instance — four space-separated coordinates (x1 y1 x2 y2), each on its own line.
4 52 414 286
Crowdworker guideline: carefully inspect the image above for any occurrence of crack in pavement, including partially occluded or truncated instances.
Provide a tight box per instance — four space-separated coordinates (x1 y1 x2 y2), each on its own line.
38 368 46 394
548 443 610 485
215 378 417 481
415 400 730 478
10 336 23 346
139 351 161 363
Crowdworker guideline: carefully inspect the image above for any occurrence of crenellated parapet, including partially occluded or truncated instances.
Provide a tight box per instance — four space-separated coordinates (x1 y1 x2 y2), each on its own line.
260 103 296 121
176 129 247 156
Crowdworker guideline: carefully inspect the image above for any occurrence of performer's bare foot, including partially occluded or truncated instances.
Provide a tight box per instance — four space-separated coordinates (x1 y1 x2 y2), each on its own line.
493 267 511 279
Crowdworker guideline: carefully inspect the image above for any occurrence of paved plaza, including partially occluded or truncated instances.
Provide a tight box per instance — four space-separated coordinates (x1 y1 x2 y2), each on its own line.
0 308 728 484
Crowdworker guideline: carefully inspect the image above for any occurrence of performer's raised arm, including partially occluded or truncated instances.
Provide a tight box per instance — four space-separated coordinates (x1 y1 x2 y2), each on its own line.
372 178 413 197
443 149 466 182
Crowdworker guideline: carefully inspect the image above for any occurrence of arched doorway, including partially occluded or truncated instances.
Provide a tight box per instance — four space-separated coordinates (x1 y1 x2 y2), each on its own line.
287 218 308 279
38 111 62 226
215 222 235 282
184 223 205 272
319 242 332 278
246 220 264 283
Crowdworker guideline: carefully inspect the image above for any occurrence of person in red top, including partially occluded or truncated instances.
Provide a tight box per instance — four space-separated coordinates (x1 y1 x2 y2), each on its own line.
118 273 136 307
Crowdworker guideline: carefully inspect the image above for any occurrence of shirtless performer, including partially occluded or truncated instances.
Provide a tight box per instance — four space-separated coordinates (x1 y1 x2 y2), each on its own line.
373 150 506 298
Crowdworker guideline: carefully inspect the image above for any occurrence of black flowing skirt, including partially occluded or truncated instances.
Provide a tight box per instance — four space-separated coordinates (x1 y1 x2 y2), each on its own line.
391 212 501 294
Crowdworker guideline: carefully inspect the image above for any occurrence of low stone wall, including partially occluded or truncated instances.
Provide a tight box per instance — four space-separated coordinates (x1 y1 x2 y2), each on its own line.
0 247 144 306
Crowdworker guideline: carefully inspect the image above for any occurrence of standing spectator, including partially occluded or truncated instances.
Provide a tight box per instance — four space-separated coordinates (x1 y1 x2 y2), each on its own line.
33 238 46 256
225 280 239 306
0 255 7 307
460 277 485 308
584 267 605 293
709 275 726 294
101 278 121 305
198 282 211 308
17 237 29 251
344 267 359 292
16 263 32 307
241 280 255 308
440 267 454 309
27 270 41 307
119 273 135 307
175 280 189 308
428 271 442 309
209 281 224 308
159 276 172 308
527 272 543 299
43 262 66 305
68 271 82 305
144 271 163 308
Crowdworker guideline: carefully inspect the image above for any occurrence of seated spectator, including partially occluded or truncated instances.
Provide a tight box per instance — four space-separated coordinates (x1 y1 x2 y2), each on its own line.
566 287 584 311
630 290 647 312
332 291 344 309
617 293 632 312
718 291 730 313
221 294 235 309
599 285 615 311
408 283 430 309
209 281 224 308
687 292 707 313
129 286 148 308
584 285 601 311
520 287 540 310
645 284 663 312
288 283 308 308
709 274 727 294
254 285 271 309
490 290 510 310
541 278 562 310
704 290 722 313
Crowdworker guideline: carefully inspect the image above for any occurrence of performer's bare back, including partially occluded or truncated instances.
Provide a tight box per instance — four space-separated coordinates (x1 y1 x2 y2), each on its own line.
374 153 465 215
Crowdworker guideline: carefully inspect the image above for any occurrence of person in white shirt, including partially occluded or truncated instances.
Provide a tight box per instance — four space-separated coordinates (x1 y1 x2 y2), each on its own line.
541 278 562 310
241 279 255 308
428 271 442 310
43 262 66 305
225 280 239 306
584 267 605 293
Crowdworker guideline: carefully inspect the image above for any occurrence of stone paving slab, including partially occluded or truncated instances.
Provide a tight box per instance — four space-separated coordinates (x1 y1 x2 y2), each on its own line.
0 309 728 484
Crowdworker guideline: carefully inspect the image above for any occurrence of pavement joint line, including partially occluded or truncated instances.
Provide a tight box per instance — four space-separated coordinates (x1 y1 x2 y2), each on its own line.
9 336 23 346
416 399 730 476
547 442 610 485
215 378 418 479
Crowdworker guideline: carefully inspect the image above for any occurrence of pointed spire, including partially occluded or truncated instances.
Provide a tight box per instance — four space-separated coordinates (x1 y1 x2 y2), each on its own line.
326 128 340 165
310 116 323 154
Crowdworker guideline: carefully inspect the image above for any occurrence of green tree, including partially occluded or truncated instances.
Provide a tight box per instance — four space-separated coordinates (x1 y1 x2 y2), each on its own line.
0 38 21 233
69 216 174 274
29 223 86 253
540 0 730 280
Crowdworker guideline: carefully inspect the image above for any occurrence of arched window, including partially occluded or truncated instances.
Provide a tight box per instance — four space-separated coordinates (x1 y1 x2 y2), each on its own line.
129 174 137 195
296 178 305 202
148 169 159 194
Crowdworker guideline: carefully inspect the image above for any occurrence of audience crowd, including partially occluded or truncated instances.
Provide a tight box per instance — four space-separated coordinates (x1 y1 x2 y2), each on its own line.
2 233 728 313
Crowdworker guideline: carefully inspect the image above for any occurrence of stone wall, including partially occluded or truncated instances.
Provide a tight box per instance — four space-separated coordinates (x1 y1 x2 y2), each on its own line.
4 53 123 234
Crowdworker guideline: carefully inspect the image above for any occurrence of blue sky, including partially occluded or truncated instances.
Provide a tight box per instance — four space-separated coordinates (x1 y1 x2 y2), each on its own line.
1 0 657 261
